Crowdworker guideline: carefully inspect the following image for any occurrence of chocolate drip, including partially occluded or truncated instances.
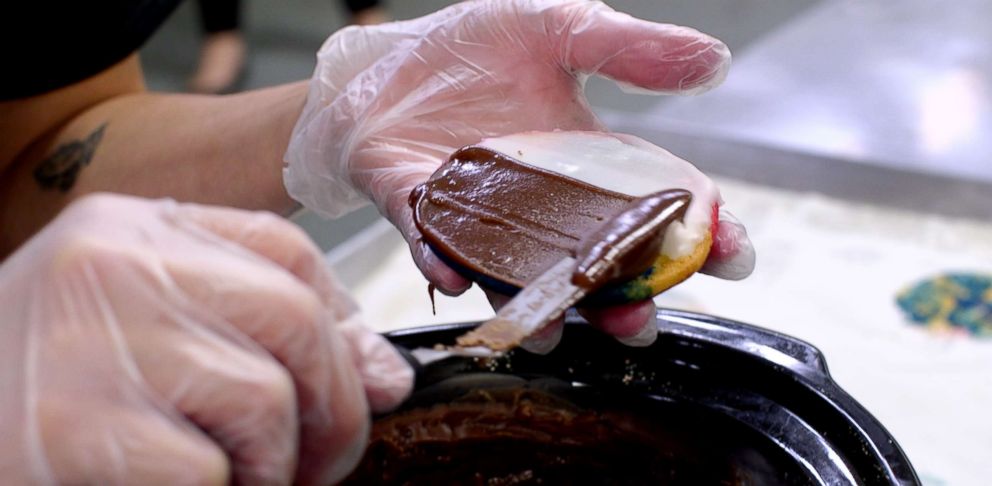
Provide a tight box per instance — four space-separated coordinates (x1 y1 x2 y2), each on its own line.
427 283 437 315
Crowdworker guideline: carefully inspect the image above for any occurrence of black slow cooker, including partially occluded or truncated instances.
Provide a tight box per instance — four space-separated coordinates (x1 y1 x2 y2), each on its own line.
345 309 920 485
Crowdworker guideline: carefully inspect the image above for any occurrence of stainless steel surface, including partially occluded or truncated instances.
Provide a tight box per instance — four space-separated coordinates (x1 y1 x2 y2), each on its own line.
599 0 992 221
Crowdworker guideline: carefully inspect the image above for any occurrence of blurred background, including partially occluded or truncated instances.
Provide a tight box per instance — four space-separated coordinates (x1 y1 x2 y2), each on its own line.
143 0 828 249
142 0 991 246
142 1 990 484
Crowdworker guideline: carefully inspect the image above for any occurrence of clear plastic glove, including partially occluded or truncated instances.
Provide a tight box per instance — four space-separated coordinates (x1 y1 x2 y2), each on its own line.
285 0 753 348
0 194 413 485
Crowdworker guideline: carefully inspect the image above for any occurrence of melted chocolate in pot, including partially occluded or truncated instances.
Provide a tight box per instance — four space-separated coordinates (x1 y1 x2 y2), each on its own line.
342 388 813 485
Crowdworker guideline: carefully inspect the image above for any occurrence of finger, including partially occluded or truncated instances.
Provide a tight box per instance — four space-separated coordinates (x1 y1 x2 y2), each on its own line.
257 246 414 415
700 209 755 280
520 318 565 355
172 204 347 308
75 238 311 483
411 236 473 295
579 299 659 347
46 198 370 484
555 2 731 94
312 148 473 297
160 254 369 485
485 288 564 354
336 315 415 414
484 288 511 310
173 203 406 480
289 326 370 486
391 190 472 296
118 218 369 486
38 400 229 485
127 321 299 484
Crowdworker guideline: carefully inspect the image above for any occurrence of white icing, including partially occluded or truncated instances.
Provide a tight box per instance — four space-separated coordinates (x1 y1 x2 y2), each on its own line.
479 131 721 260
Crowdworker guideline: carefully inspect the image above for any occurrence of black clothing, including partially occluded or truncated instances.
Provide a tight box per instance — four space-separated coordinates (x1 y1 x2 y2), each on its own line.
196 0 240 33
343 0 381 13
193 0 382 35
1 0 181 101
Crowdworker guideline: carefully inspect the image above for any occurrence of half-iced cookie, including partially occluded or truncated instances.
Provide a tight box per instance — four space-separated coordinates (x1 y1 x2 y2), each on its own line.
410 131 722 305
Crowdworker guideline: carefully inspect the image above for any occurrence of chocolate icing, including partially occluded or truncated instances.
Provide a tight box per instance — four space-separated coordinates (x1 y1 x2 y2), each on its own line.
342 388 807 485
572 190 691 290
411 146 689 290
451 193 690 351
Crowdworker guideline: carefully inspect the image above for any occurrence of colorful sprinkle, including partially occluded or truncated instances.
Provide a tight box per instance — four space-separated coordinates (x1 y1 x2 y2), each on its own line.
897 273 992 337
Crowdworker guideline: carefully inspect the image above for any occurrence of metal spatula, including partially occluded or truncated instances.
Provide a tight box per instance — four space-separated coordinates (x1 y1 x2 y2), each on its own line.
409 190 691 366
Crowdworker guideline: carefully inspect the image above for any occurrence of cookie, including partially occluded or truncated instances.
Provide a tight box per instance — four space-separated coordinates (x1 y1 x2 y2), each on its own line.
410 131 720 305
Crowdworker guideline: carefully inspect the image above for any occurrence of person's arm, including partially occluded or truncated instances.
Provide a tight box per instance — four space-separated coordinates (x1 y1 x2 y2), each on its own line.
0 54 305 257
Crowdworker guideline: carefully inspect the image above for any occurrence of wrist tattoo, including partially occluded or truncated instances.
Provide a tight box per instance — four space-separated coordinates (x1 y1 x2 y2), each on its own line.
34 123 107 192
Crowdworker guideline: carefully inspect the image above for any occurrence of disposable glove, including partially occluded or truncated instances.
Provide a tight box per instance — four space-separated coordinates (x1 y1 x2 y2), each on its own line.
0 194 413 485
285 0 754 349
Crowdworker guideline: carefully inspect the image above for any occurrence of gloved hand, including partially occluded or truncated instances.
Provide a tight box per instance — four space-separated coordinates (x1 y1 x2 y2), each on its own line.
0 194 413 485
285 0 754 349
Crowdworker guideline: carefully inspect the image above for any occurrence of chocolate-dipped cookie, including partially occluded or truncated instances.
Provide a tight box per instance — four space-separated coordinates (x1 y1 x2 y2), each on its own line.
410 131 720 304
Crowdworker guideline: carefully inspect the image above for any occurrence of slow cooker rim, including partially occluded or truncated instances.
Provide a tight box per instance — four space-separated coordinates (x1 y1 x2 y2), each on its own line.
385 308 920 486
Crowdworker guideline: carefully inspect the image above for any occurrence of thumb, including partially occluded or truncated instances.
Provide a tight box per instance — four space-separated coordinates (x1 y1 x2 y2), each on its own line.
382 179 472 296
335 315 414 414
701 209 756 280
554 1 731 95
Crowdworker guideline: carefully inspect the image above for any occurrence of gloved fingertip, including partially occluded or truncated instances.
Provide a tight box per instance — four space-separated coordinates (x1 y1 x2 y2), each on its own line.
362 351 415 414
562 4 731 95
580 299 656 340
614 38 730 96
417 242 471 295
678 39 732 93
701 243 755 281
614 310 658 347
337 319 415 413
520 319 564 355
313 417 370 486
483 289 511 311
701 215 756 281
